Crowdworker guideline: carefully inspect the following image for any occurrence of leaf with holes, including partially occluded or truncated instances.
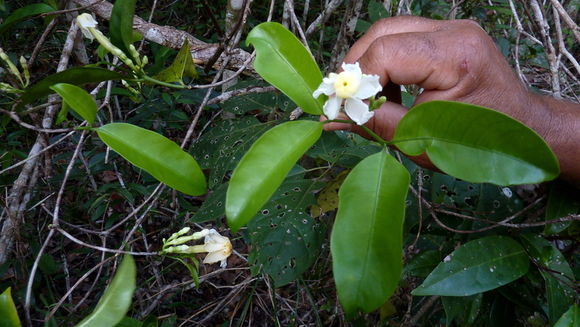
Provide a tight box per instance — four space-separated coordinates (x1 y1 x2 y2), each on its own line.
222 81 294 115
520 234 574 324
246 22 324 115
394 101 560 185
307 131 380 167
331 151 410 314
412 236 529 296
226 120 323 232
247 179 324 286
192 117 272 188
190 183 228 223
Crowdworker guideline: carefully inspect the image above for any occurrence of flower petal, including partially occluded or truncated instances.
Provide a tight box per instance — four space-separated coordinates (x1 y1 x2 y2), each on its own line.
323 96 342 120
313 74 337 98
203 251 228 264
341 62 363 79
354 74 382 100
345 98 374 125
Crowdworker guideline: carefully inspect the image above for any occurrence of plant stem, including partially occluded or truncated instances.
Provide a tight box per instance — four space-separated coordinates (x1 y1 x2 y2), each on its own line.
141 75 190 89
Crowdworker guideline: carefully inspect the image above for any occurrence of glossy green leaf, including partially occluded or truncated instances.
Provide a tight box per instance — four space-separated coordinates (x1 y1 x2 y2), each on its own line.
226 120 323 232
393 101 560 185
554 304 579 327
154 40 197 83
520 234 574 324
545 181 580 234
75 255 136 327
109 0 136 55
96 123 206 196
49 83 97 124
412 236 529 296
0 287 22 327
246 22 324 115
331 151 410 314
0 3 54 34
17 67 123 109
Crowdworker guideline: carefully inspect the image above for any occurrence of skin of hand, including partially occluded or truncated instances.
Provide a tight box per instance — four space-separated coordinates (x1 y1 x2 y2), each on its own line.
323 16 580 185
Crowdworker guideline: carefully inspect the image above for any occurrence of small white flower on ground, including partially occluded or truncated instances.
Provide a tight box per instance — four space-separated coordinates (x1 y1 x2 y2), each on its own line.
75 13 98 41
313 62 382 125
202 229 233 268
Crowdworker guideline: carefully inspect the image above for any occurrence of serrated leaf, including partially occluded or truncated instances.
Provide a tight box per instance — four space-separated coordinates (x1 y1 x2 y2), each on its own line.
545 181 580 234
50 83 97 124
248 179 324 286
331 151 410 314
154 39 198 84
412 236 529 296
226 120 323 232
192 117 272 188
520 234 574 324
109 0 136 55
96 123 206 196
0 287 22 327
0 3 54 34
17 67 123 109
393 101 560 185
246 22 324 115
75 255 136 327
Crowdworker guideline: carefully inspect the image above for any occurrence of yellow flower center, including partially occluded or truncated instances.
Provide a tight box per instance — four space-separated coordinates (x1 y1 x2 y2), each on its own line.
333 71 360 98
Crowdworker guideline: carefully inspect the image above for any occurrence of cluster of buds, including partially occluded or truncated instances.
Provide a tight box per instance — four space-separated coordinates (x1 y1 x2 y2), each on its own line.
0 48 29 90
161 227 233 268
75 13 148 72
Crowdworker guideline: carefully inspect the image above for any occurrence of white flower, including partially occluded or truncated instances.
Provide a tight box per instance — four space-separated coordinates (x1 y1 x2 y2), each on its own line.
202 229 233 268
313 62 382 125
75 13 98 41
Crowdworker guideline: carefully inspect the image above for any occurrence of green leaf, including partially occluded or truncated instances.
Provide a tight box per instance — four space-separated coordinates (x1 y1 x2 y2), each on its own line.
0 3 54 34
226 120 323 232
331 151 410 314
190 183 228 223
246 22 324 115
442 293 483 326
0 287 22 327
545 181 580 234
96 123 206 196
49 83 97 124
109 0 136 55
393 101 560 185
554 304 579 327
520 234 574 324
412 236 529 296
154 39 198 84
17 67 123 109
75 255 136 327
248 179 324 286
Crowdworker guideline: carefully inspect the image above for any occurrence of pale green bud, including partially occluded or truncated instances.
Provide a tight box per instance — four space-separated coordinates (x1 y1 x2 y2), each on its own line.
0 48 23 84
19 56 29 87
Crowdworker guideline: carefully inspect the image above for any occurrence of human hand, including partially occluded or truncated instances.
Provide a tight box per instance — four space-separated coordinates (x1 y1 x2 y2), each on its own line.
323 16 580 178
